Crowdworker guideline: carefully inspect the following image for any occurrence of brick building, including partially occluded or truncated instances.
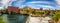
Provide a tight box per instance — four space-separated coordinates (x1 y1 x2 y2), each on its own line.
7 6 20 13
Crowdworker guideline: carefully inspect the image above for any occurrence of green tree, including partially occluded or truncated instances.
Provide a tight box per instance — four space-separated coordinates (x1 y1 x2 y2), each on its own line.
52 11 60 22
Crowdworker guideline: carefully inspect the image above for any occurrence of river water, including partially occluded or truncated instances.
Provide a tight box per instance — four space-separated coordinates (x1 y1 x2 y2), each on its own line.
2 14 29 23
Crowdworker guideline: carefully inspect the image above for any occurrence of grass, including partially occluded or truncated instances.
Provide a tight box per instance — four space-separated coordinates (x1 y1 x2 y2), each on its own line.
0 16 4 23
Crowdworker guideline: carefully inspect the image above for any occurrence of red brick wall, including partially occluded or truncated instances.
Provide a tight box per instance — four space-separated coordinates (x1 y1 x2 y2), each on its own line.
8 6 13 12
7 6 20 13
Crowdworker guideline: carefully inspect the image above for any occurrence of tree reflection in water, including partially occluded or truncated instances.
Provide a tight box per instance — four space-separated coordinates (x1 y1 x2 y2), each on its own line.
8 14 29 23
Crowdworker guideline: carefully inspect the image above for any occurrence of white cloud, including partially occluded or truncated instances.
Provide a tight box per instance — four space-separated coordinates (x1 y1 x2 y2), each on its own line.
36 5 56 10
55 0 60 5
2 0 11 5
26 1 55 4
56 6 60 10
9 0 26 6
0 7 4 10
0 0 11 8
36 5 55 8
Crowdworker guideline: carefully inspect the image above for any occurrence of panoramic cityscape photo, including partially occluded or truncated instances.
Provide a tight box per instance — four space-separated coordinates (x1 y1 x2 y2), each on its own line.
0 0 60 23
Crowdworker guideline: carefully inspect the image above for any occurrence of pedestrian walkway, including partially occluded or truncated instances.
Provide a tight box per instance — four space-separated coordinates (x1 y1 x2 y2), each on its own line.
26 16 52 23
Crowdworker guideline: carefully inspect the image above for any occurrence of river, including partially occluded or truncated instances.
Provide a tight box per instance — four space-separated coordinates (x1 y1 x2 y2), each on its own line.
2 14 29 23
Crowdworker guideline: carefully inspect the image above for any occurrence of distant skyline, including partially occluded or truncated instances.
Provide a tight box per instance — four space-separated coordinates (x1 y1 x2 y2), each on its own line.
0 0 60 10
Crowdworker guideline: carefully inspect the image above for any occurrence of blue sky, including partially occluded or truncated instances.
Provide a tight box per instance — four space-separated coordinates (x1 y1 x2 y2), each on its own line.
0 0 60 10
9 0 58 9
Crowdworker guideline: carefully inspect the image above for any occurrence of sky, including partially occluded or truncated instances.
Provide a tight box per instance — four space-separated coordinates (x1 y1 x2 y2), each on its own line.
0 0 60 10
